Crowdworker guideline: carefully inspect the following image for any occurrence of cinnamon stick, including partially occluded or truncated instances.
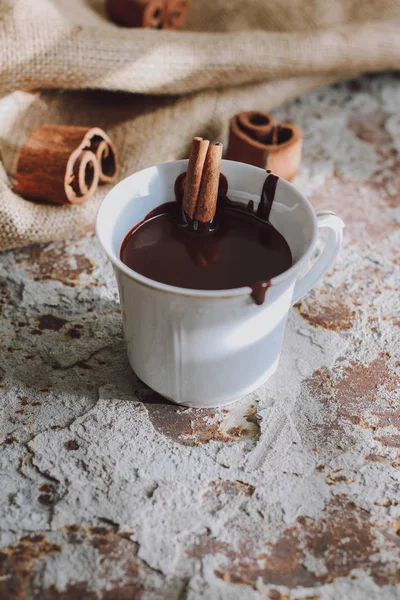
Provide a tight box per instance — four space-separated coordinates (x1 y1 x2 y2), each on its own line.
163 0 190 30
182 137 209 219
88 129 119 184
16 126 118 205
182 138 223 231
195 142 223 223
234 111 275 143
226 112 302 182
264 123 302 182
106 0 164 28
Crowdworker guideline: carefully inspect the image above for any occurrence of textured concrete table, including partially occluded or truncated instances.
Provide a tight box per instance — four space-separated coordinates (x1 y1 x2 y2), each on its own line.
0 74 399 600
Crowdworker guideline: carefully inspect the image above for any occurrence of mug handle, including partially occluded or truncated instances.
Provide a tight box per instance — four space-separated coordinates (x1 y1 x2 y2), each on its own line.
291 210 345 306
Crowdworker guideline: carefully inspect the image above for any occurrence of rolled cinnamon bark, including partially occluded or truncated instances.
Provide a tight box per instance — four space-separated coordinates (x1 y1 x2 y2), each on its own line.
182 137 209 219
88 129 119 184
106 0 164 28
226 112 303 182
234 111 275 143
226 112 273 170
195 142 223 223
265 123 303 182
163 0 190 30
16 125 118 205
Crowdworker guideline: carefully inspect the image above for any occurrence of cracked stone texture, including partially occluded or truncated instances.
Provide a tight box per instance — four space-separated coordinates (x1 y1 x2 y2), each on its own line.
0 73 399 600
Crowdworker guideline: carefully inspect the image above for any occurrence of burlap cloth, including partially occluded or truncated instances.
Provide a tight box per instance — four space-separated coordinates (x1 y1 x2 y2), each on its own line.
0 0 399 251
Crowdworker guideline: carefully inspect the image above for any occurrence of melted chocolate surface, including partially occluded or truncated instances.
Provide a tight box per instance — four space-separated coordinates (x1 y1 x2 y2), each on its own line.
121 206 292 291
120 172 292 296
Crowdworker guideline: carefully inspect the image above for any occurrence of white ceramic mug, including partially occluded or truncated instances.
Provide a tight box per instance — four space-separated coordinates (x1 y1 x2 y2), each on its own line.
97 160 344 408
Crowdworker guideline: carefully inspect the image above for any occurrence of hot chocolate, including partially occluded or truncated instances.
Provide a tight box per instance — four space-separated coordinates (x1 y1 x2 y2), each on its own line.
121 182 291 307
120 137 292 304
120 203 292 294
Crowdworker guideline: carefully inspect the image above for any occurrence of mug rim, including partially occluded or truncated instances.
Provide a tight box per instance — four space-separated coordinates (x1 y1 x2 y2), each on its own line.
96 159 318 299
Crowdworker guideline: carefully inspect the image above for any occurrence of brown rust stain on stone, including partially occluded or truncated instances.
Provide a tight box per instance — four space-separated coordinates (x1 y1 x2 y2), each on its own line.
325 472 352 486
141 391 258 446
296 292 356 331
0 526 174 599
364 453 389 464
20 397 41 407
89 526 109 536
36 314 67 332
64 440 79 451
38 493 54 506
205 479 255 499
296 260 397 332
215 568 256 589
244 404 258 425
374 434 400 448
0 536 62 599
90 537 109 549
266 591 289 600
309 179 397 245
188 495 399 589
39 484 54 494
66 326 82 339
305 355 399 445
0 281 12 315
15 244 95 287
41 581 149 599
41 583 99 600
226 426 251 437
20 535 44 544
187 533 228 561
1 436 17 446
145 401 227 445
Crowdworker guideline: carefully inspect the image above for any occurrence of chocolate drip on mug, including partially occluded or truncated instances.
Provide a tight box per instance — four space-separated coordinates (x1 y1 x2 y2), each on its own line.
256 173 279 221
249 172 280 305
251 281 272 306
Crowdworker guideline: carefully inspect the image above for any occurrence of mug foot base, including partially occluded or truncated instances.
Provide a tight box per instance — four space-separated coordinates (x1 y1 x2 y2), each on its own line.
133 358 280 409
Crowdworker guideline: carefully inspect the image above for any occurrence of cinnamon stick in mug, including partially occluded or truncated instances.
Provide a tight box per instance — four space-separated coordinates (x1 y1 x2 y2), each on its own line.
194 142 223 223
182 137 223 230
182 137 209 219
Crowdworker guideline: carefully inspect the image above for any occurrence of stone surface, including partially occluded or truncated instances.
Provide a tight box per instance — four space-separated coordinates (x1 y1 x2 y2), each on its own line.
0 73 399 599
